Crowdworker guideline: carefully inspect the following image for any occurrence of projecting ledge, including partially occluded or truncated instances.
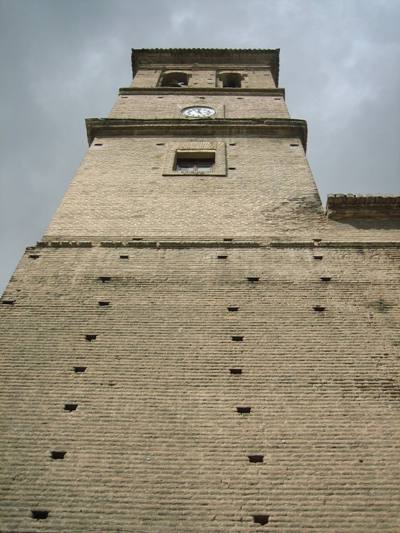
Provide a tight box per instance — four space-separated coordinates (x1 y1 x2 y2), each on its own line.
85 117 307 150
326 194 400 219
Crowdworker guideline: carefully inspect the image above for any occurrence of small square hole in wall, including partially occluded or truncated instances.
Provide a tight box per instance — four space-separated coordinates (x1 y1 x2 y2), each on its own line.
98 301 110 307
64 403 78 412
313 305 326 312
228 167 236 170
247 276 259 283
120 255 129 260
73 366 87 373
1 300 15 305
217 254 228 259
51 451 66 460
248 454 264 463
223 238 233 242
131 237 143 241
157 96 164 99
320 276 331 282
198 96 206 99
253 514 269 525
290 143 299 147
85 334 97 342
313 255 323 260
229 142 236 146
231 335 244 342
156 142 165 145
94 143 103 146
230 368 242 375
227 306 239 312
29 254 40 259
31 510 49 520
313 238 322 243
237 406 251 414
98 276 111 283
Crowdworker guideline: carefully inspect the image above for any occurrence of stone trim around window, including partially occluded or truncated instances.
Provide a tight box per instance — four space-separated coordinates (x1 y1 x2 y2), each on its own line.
162 141 227 176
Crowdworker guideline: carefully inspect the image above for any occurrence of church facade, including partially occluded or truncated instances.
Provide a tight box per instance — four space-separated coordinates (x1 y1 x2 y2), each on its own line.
1 48 399 532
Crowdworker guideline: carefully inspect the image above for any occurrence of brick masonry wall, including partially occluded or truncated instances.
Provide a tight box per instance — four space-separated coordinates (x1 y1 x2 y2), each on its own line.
109 94 289 119
44 135 323 240
1 244 400 532
44 134 400 242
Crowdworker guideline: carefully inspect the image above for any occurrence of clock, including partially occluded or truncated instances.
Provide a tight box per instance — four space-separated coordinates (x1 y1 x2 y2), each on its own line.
182 106 216 119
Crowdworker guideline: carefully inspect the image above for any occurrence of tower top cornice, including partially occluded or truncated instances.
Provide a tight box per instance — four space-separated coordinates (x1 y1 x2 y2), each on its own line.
131 48 280 85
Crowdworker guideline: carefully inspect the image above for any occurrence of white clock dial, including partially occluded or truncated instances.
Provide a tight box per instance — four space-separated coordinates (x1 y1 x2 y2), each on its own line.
182 106 216 118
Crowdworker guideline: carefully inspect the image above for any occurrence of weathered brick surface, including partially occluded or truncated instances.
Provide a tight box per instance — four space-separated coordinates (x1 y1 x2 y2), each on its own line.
1 245 400 532
1 48 400 533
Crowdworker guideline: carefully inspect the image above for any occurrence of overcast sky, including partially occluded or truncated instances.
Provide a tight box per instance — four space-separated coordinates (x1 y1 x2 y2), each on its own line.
0 0 399 292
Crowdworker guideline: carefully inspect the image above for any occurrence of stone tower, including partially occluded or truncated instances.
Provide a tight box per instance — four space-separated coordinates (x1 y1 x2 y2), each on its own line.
1 48 400 533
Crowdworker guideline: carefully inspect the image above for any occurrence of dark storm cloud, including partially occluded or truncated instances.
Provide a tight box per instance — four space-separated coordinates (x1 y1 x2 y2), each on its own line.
1 0 399 291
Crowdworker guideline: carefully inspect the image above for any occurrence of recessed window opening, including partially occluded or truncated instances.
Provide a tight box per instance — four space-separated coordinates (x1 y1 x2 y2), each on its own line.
156 143 165 145
160 71 189 87
227 306 239 312
99 276 111 283
247 276 259 283
320 276 331 282
313 305 326 312
31 510 49 520
223 238 233 241
64 403 78 412
217 254 228 259
74 366 87 373
120 255 129 259
98 301 110 307
231 335 244 342
51 451 66 460
228 167 236 170
29 254 40 259
230 368 242 375
237 406 251 414
85 334 97 341
2 300 15 305
290 143 299 147
248 454 264 463
94 143 103 146
131 237 143 241
220 72 242 88
253 514 269 525
229 143 236 146
174 151 215 173
313 255 323 260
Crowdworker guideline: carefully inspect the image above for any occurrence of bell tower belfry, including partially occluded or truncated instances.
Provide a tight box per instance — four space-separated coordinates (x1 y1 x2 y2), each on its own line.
1 49 400 533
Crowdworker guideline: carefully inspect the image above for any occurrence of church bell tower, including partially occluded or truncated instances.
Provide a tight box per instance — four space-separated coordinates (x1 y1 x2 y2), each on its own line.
1 48 400 533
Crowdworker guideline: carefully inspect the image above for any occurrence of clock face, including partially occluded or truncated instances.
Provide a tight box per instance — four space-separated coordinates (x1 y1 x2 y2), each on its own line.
182 106 216 119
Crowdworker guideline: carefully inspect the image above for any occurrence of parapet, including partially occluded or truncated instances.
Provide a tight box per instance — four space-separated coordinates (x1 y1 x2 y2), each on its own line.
327 194 400 219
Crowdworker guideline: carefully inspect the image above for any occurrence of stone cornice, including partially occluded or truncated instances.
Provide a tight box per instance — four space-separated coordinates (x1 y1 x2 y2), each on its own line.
36 239 400 249
131 48 280 85
327 194 400 218
119 87 285 98
85 117 307 150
